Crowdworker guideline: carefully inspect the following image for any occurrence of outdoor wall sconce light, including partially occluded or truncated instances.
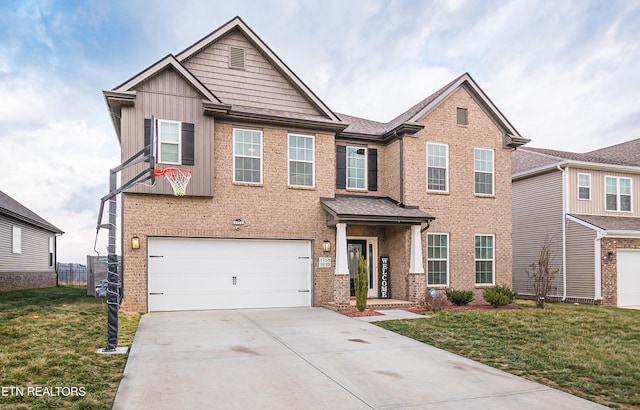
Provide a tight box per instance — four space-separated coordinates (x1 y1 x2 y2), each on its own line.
233 219 245 230
131 235 140 250
607 251 615 261
322 240 331 252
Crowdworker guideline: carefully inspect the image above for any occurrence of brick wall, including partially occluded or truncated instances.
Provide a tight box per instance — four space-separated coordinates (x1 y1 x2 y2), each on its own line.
0 271 57 291
600 237 640 306
121 123 337 312
403 87 514 296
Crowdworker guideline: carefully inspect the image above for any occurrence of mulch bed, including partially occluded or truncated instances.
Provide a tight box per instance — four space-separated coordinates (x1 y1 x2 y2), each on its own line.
341 309 385 317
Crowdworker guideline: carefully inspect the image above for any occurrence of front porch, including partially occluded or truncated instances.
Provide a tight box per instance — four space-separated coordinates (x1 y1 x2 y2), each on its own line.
322 298 417 312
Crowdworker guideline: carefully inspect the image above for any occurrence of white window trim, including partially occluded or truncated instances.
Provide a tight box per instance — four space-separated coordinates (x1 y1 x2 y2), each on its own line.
49 237 55 267
12 226 22 254
288 133 315 188
474 234 495 286
426 233 449 287
427 142 449 193
346 145 367 190
577 173 591 201
474 147 495 196
604 175 632 212
158 119 182 165
233 128 263 185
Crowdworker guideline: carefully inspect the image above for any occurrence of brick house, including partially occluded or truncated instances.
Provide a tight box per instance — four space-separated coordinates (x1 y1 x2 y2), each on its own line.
0 190 63 291
104 16 528 312
512 140 640 307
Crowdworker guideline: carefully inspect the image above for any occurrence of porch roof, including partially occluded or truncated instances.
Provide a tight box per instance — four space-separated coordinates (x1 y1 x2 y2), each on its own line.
569 214 640 233
320 195 434 226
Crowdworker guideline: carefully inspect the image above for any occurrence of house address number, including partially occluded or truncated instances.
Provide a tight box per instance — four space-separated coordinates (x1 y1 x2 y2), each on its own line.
319 257 331 268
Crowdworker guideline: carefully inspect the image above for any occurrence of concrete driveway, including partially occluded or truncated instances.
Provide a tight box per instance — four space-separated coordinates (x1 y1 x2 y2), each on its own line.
113 308 605 409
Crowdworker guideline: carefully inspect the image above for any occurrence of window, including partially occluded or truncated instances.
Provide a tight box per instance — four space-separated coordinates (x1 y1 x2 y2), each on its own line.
475 235 494 285
233 128 262 184
578 173 591 200
49 237 54 267
605 176 632 212
474 148 494 195
427 143 448 192
347 146 366 189
427 234 449 286
12 226 21 254
457 107 468 126
288 134 314 187
158 120 181 164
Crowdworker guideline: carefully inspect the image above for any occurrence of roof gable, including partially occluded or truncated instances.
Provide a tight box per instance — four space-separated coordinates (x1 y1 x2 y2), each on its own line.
0 190 63 234
176 16 339 121
112 54 221 103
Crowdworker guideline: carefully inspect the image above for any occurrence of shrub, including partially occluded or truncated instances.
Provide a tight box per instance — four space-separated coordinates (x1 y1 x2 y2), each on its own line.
355 256 368 311
444 289 474 306
423 290 449 312
483 285 517 308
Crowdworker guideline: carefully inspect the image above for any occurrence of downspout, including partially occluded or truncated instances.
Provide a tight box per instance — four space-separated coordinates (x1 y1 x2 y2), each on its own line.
557 165 567 302
396 131 404 205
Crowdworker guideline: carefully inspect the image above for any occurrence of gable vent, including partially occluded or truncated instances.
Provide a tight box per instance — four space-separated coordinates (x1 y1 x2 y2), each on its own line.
229 46 246 69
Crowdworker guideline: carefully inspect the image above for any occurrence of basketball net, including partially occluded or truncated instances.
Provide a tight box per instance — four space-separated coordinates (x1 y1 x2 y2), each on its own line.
154 168 192 196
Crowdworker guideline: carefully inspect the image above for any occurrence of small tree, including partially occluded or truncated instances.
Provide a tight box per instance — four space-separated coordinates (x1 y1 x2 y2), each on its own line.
525 236 559 309
355 256 368 311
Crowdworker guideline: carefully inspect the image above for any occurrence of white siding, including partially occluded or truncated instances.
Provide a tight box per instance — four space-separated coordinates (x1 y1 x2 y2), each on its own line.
0 214 55 272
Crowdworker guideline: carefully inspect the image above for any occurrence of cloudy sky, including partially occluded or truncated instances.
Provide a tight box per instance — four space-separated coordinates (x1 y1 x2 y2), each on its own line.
1 0 639 263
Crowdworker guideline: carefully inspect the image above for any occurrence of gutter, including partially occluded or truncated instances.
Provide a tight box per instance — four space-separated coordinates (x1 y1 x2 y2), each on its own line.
557 164 567 302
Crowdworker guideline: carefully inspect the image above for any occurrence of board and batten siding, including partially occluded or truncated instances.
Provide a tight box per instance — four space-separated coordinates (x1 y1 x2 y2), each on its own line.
512 170 564 297
0 214 54 271
183 30 321 117
120 68 214 197
567 167 640 216
565 219 596 299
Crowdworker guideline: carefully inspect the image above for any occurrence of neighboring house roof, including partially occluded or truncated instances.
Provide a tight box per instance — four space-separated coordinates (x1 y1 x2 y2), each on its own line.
569 214 640 234
585 138 640 167
513 141 640 178
337 73 529 148
320 195 434 225
0 190 63 234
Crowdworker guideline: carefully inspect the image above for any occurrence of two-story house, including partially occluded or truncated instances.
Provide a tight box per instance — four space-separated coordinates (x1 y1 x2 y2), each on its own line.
0 190 63 291
512 140 640 308
104 16 527 313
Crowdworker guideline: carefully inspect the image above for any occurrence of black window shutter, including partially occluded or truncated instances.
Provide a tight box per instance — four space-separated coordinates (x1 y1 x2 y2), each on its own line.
181 122 195 166
144 118 151 162
336 145 346 189
368 148 378 191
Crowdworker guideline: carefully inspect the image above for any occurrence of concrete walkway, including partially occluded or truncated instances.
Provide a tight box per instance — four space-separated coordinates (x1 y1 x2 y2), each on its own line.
113 308 606 409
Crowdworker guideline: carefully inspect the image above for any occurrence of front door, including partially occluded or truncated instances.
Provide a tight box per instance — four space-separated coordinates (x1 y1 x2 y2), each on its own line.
347 238 378 298
347 240 367 297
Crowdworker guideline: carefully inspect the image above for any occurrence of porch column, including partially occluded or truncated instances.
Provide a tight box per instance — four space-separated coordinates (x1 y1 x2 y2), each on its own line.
335 223 348 275
409 225 424 274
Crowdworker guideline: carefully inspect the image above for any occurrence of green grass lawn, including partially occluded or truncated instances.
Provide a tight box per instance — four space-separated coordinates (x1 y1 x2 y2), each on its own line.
377 301 640 409
0 287 140 409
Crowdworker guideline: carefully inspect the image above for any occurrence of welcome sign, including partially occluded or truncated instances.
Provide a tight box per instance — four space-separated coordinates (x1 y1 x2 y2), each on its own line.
380 256 390 299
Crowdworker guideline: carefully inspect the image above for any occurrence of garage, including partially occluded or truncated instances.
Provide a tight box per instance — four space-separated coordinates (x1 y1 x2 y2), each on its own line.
147 237 312 311
617 250 640 307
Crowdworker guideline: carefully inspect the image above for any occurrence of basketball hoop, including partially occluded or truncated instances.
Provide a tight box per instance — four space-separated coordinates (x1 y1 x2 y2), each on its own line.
154 168 192 196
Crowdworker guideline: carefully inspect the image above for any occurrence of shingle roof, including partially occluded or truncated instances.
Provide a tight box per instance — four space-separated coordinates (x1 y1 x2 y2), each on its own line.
513 142 640 176
585 138 640 167
0 190 63 234
336 74 463 136
320 195 434 225
569 214 640 232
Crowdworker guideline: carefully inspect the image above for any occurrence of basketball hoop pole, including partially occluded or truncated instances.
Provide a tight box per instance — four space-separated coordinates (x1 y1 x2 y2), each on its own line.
96 115 157 352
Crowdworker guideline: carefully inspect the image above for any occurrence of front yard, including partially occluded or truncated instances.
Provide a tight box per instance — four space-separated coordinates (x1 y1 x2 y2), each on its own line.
378 301 640 409
0 287 140 409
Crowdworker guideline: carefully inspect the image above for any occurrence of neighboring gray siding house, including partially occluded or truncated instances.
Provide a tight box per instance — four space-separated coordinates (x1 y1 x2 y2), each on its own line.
512 139 640 307
0 190 63 291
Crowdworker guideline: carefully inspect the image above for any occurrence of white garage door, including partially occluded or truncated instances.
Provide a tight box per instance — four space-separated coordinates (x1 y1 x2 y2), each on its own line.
617 250 640 307
148 238 312 311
